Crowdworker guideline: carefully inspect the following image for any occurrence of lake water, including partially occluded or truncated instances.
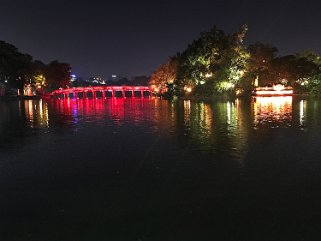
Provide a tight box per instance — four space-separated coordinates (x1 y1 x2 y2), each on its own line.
0 96 320 241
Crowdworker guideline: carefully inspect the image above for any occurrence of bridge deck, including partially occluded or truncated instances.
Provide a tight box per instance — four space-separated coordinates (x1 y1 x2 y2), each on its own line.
51 86 152 98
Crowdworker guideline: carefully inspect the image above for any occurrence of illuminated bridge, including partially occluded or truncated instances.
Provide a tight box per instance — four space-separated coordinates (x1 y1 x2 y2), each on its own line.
51 86 152 99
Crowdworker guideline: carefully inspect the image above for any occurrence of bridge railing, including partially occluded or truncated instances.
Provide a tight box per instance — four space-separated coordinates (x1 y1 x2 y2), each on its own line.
51 86 153 99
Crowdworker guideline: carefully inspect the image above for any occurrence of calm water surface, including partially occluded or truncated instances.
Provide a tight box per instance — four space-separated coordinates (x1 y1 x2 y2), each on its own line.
0 97 320 241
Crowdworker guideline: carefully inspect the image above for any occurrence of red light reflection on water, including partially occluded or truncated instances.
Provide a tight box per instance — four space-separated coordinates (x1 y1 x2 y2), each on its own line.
51 98 156 125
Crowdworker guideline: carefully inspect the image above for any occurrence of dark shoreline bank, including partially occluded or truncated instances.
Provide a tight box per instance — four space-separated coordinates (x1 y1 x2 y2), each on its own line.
0 93 315 102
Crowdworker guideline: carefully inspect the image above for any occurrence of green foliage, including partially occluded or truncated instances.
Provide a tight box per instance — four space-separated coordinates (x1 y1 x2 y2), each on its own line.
268 54 321 90
175 25 250 97
306 75 321 94
167 25 321 96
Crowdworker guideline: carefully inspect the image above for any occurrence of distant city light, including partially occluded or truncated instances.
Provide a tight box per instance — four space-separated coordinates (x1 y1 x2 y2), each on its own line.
70 74 77 82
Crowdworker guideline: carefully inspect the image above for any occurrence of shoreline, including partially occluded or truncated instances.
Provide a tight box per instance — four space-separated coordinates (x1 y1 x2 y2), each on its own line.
0 93 316 102
175 93 312 102
0 95 42 101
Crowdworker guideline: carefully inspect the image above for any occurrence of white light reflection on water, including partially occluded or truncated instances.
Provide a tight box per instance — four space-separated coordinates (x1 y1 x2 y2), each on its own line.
227 101 231 125
300 99 307 127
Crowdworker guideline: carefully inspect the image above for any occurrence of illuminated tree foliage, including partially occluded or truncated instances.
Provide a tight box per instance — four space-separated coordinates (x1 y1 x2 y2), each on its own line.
31 60 47 94
149 56 178 94
245 45 321 93
274 53 321 93
150 24 321 97
175 25 250 97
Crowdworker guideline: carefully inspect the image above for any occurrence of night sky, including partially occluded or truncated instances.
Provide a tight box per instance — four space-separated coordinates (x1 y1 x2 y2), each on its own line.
1 0 321 79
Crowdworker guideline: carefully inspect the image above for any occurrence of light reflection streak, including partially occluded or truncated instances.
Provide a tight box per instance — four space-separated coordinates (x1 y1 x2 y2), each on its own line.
184 100 191 127
300 100 306 126
227 101 231 125
226 99 248 164
23 100 49 128
227 101 238 133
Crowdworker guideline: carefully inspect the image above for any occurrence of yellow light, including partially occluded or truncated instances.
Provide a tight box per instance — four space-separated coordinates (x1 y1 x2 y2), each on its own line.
255 90 293 96
273 84 285 91
186 87 192 93
235 89 243 96
254 86 293 96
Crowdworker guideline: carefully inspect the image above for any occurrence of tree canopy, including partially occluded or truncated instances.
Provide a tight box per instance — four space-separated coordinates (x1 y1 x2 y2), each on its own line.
0 40 71 95
149 25 321 97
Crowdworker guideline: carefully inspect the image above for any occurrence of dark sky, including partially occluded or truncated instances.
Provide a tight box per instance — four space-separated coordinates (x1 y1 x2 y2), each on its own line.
1 0 321 79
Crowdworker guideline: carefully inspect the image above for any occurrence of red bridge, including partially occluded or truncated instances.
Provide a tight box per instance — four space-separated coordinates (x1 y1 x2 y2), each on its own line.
51 86 152 98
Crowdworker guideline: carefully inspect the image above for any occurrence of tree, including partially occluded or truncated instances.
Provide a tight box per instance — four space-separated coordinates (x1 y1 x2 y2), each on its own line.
45 60 71 91
0 40 73 94
0 40 19 83
296 51 321 66
215 24 250 93
176 26 228 93
269 55 319 87
293 52 321 93
175 24 249 96
132 76 149 86
246 42 278 86
32 60 46 85
0 41 34 93
149 56 178 94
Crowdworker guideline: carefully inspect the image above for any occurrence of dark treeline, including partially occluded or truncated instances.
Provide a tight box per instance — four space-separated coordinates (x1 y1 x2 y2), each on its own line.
0 40 71 95
149 25 321 98
71 76 149 87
